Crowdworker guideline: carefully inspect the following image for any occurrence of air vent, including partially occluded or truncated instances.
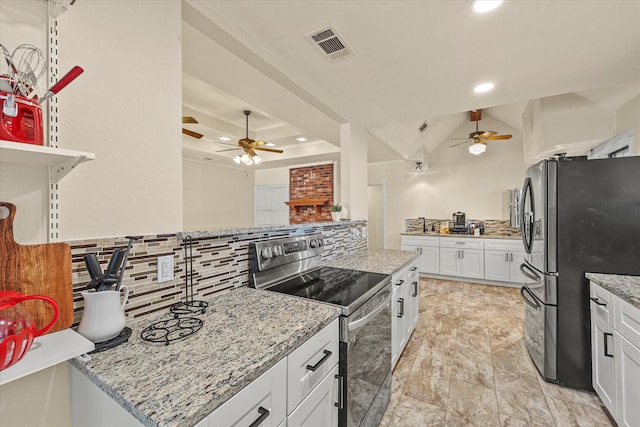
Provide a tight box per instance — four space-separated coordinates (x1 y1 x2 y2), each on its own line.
306 25 354 62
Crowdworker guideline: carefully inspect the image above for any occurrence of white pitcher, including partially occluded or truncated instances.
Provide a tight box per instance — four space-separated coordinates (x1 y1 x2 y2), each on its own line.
78 286 129 343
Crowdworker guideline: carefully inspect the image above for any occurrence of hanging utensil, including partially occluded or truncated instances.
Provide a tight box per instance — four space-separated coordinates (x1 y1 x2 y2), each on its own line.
38 66 84 104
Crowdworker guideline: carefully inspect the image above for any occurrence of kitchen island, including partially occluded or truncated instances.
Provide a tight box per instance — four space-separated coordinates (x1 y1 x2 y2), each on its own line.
324 248 418 275
70 287 340 427
586 272 640 309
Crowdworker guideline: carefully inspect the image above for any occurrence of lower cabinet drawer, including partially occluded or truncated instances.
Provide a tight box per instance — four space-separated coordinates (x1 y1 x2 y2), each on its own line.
207 358 287 427
590 282 614 324
287 318 339 413
287 364 339 426
617 297 640 350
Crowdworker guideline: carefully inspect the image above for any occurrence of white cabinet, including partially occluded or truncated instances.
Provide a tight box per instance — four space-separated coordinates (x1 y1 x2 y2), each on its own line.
392 258 419 369
401 236 439 274
439 238 484 279
206 358 287 427
590 281 640 426
71 320 339 427
288 364 339 427
484 239 526 284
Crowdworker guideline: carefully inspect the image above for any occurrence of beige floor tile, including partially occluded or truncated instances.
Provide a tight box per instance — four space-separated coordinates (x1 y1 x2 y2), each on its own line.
445 379 500 427
545 395 614 427
390 393 446 426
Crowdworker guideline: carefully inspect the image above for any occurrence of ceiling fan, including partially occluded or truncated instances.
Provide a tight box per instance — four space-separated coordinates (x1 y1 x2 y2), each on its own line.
181 110 284 165
449 110 512 155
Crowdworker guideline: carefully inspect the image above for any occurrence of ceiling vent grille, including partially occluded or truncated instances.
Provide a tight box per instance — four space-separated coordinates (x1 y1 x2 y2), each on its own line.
306 25 353 62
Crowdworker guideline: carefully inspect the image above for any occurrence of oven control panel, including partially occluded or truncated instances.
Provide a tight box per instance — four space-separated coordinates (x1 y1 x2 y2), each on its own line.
248 233 325 281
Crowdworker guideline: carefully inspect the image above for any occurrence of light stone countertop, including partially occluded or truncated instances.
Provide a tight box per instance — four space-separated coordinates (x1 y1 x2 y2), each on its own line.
324 249 418 275
70 287 340 427
585 273 640 309
401 231 521 240
179 220 362 240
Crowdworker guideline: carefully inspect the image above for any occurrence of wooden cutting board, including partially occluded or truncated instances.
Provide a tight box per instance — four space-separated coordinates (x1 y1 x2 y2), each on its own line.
0 202 73 334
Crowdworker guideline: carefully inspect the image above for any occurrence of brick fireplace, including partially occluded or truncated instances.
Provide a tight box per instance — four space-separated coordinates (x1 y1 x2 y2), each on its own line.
289 164 333 223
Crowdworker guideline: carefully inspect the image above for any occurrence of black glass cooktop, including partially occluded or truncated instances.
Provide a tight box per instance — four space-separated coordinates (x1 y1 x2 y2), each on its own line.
267 267 390 314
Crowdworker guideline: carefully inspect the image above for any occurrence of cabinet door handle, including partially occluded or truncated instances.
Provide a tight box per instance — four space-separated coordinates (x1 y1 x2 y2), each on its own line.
506 253 509 262
248 407 270 427
334 374 344 409
604 332 614 358
412 281 418 297
410 266 418 271
395 279 404 286
461 250 464 259
397 298 404 317
417 247 423 255
590 297 607 307
306 349 332 372
510 253 514 262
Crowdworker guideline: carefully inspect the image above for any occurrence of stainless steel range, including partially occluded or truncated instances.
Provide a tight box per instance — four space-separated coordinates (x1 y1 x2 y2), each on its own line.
249 234 392 427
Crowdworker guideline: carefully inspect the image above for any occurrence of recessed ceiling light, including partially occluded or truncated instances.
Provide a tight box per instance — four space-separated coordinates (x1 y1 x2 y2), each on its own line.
219 136 231 141
296 137 307 142
265 142 275 147
474 82 494 93
473 0 503 13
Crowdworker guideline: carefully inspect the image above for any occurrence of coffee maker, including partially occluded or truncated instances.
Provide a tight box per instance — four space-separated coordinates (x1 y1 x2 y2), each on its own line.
451 212 468 233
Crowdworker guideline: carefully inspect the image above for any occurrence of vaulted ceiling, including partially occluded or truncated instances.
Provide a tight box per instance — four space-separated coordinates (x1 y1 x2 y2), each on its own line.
180 0 640 168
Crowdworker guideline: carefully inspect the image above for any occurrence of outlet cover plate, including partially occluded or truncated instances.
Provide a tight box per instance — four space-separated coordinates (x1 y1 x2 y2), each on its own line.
157 255 174 283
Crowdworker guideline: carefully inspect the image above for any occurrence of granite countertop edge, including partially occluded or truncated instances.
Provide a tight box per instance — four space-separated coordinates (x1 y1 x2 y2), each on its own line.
70 288 341 427
324 248 418 275
401 231 521 240
585 272 640 309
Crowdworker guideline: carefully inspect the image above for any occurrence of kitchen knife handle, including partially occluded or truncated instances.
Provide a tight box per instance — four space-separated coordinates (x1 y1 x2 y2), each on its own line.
604 332 614 358
248 407 270 427
306 349 332 372
105 249 125 275
83 254 102 279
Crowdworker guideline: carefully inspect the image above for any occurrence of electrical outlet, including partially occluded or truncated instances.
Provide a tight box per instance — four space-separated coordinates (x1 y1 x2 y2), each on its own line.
157 255 174 283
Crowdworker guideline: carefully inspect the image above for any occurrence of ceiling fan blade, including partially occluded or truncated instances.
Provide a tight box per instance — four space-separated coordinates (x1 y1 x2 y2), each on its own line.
449 141 470 148
214 141 241 148
254 147 284 154
486 134 512 140
182 128 203 139
477 131 497 138
182 116 198 124
215 148 241 153
450 137 471 140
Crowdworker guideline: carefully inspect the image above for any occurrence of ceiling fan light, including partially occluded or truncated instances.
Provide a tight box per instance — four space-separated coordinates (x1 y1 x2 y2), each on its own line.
265 142 275 147
219 136 231 141
241 153 251 164
233 155 242 164
473 0 503 13
469 142 487 155
253 155 262 164
296 137 307 142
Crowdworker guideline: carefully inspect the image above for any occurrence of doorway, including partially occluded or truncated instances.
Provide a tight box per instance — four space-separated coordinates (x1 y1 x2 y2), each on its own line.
367 181 387 249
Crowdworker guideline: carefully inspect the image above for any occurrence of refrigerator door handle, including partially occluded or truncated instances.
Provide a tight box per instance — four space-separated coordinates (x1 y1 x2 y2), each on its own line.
520 262 541 282
520 177 535 255
520 285 541 309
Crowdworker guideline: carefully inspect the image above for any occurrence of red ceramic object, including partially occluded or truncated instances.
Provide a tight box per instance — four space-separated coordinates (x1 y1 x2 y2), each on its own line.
0 290 59 370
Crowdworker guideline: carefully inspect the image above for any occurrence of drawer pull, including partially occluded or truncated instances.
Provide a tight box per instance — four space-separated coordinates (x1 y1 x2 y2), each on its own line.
334 374 344 409
410 266 418 272
604 332 614 358
412 281 418 297
397 298 405 317
395 279 404 286
306 349 332 372
248 407 270 427
590 297 607 307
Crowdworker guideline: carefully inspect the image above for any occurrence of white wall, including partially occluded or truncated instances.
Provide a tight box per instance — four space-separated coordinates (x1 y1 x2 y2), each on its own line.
54 0 183 240
183 159 255 230
370 115 525 249
255 167 289 186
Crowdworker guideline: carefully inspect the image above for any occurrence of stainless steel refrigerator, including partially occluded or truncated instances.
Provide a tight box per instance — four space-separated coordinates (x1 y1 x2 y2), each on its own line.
519 155 640 390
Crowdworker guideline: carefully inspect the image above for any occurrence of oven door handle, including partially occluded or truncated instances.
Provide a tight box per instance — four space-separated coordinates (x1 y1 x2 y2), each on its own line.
348 299 390 332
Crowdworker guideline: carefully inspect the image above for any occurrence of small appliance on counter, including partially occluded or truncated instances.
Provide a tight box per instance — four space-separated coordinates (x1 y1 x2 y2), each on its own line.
451 212 469 233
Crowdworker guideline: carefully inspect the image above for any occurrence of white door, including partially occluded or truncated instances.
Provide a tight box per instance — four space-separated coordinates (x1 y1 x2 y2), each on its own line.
255 185 289 226
484 250 510 282
460 249 484 279
420 246 439 274
591 313 617 418
617 333 640 427
439 248 460 277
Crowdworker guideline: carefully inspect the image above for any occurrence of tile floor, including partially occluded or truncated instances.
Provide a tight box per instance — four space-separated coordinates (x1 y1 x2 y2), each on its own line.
380 278 615 427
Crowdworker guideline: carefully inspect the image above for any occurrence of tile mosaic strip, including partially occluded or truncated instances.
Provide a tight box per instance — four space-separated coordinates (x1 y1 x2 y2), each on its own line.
405 218 520 237
67 221 367 326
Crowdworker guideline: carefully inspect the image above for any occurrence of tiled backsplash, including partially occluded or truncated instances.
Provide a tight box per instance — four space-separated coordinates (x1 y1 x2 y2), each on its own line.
405 218 520 237
69 221 367 326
